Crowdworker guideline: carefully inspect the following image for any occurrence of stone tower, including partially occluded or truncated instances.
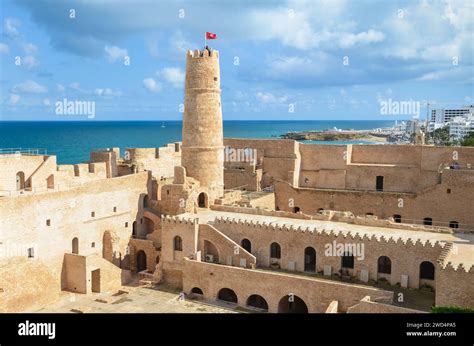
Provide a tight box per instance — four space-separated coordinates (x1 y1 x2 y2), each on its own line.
181 48 224 205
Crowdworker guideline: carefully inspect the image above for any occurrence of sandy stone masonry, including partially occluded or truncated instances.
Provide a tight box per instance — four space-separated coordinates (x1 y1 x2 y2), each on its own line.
1 47 473 313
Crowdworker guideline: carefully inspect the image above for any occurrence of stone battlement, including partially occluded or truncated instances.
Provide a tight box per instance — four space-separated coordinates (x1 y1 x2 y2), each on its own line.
212 216 447 250
187 49 219 59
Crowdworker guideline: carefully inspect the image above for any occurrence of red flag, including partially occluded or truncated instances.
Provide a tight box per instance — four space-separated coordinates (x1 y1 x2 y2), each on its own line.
206 32 217 40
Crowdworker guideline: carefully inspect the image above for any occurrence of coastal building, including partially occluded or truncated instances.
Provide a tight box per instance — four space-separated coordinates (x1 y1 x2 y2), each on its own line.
449 115 474 141
429 106 474 132
1 48 473 313
430 106 474 123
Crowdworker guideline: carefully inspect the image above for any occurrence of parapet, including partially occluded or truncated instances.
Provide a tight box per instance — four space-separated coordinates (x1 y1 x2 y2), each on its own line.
187 49 219 59
212 215 447 251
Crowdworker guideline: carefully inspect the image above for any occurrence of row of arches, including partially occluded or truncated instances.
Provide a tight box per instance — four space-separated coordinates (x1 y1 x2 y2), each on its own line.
191 287 308 313
241 239 436 280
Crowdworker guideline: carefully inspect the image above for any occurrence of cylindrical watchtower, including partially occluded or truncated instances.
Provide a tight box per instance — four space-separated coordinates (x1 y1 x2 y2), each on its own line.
181 48 224 205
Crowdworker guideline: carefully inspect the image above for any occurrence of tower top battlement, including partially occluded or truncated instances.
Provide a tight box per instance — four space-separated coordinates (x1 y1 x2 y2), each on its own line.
187 49 219 59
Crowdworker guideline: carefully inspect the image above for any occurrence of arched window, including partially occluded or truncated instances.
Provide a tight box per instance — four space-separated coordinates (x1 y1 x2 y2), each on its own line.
270 242 281 259
174 236 183 251
393 214 402 223
191 287 203 295
449 221 459 229
72 237 79 254
217 288 238 303
377 256 392 274
341 252 354 269
419 261 435 280
241 239 251 253
132 221 137 238
423 218 433 226
247 294 268 311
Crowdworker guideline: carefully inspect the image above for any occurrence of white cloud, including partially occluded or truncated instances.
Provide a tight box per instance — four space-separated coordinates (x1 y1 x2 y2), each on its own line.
22 43 38 54
104 45 128 63
43 98 51 106
57 84 65 92
0 43 9 54
4 18 20 37
11 80 48 94
94 88 122 97
256 91 288 104
22 55 39 69
157 67 185 88
8 94 20 105
339 29 385 48
143 78 161 93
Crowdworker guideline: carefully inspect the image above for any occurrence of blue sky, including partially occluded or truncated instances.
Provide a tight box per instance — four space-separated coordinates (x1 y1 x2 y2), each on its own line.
0 0 472 121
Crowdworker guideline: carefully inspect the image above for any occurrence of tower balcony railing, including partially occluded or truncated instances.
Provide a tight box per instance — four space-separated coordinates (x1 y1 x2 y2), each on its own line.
0 148 48 156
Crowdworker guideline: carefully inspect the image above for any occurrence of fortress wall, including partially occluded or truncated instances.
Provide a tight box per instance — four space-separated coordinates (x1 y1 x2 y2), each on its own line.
299 169 346 189
0 172 150 310
125 145 181 179
299 144 348 170
198 224 255 269
224 166 261 191
274 179 474 230
90 150 118 178
224 138 298 159
211 217 444 289
0 155 47 191
224 138 299 187
421 146 474 171
160 216 198 288
347 298 424 313
436 264 474 309
182 258 393 313
0 171 151 259
0 257 63 312
345 165 424 192
350 145 422 166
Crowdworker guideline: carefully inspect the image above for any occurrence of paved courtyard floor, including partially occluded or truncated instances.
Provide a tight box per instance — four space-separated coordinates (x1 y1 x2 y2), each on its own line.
35 283 237 313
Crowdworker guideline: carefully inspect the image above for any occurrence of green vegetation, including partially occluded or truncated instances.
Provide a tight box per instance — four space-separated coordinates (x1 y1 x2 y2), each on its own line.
460 132 474 146
431 306 474 313
428 126 454 146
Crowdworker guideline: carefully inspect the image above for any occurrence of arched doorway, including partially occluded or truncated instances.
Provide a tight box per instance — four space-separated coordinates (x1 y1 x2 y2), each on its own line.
136 250 147 272
217 288 238 303
304 247 316 272
16 171 25 190
246 294 268 311
204 240 219 263
377 256 392 274
278 295 308 313
191 287 203 295
241 238 251 253
419 261 435 280
198 192 208 208
72 237 79 254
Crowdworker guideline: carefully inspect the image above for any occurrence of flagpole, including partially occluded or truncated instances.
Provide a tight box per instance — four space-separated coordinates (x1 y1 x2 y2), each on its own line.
205 32 207 48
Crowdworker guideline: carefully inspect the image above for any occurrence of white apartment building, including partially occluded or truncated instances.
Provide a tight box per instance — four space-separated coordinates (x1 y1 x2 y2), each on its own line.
449 114 474 141
429 105 474 132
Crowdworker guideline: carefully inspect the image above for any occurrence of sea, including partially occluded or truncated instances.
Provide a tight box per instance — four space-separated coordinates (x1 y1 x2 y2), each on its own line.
0 120 395 164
